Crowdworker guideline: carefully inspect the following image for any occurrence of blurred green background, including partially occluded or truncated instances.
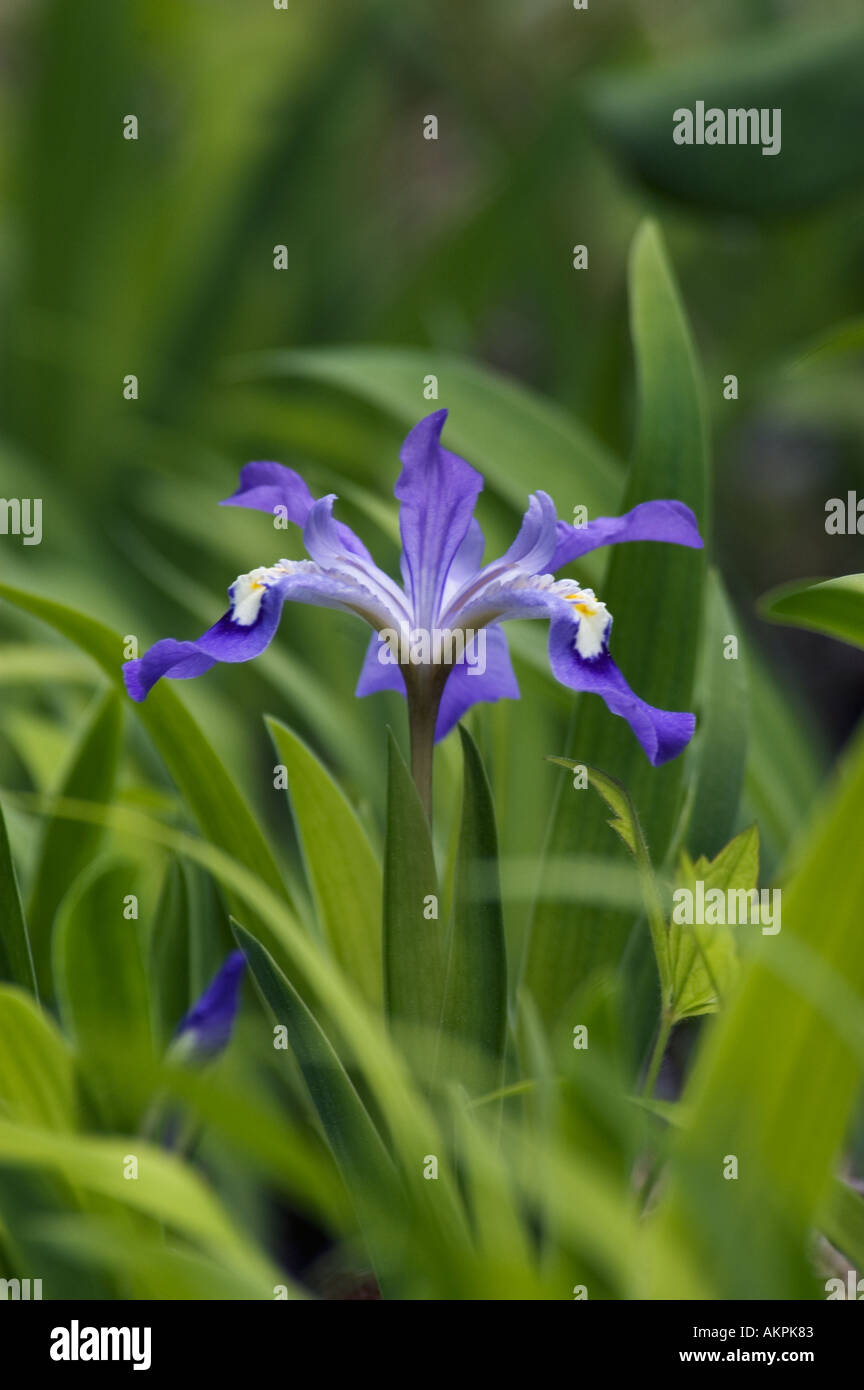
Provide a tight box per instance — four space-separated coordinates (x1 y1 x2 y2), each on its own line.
1 0 864 1302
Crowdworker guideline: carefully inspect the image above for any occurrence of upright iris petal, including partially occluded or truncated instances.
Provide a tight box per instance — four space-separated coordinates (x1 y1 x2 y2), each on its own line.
394 409 483 630
123 409 703 768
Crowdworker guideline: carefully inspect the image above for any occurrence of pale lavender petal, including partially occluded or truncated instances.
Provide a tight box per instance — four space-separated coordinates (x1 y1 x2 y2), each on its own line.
124 563 400 703
551 500 703 571
547 616 695 765
497 491 559 573
442 518 485 607
304 496 410 618
395 409 483 627
221 461 373 560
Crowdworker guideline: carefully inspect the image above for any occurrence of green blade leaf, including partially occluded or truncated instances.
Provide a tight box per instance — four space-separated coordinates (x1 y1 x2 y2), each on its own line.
0 1120 279 1291
232 921 393 1201
53 855 153 1130
0 581 289 944
440 728 507 1088
759 573 864 650
0 986 77 1130
586 23 864 216
685 570 748 859
383 729 445 1038
266 716 382 1009
0 799 37 996
27 688 123 999
649 721 864 1298
527 220 708 1019
148 858 192 1050
228 345 622 519
545 758 671 1005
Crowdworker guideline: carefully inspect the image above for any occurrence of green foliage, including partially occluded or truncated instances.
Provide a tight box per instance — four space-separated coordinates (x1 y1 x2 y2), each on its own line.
760 574 864 650
0 0 861 1300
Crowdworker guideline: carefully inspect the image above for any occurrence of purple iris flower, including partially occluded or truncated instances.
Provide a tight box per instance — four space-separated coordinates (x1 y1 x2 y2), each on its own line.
123 410 702 807
173 951 246 1061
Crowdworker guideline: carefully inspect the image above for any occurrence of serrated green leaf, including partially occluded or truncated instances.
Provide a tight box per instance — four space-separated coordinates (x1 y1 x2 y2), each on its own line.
669 826 756 1022
266 716 381 1008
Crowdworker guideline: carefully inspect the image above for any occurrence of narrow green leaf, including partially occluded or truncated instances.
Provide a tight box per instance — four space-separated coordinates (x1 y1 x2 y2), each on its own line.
545 758 670 1004
586 23 864 216
0 581 288 945
0 799 37 996
0 986 76 1130
759 573 864 650
383 730 445 1037
53 855 152 1130
0 1120 279 1290
527 220 708 1019
685 570 748 858
27 689 123 998
266 716 382 1008
649 719 864 1298
228 345 622 519
232 921 392 1198
822 1179 864 1276
440 729 507 1087
148 858 191 1049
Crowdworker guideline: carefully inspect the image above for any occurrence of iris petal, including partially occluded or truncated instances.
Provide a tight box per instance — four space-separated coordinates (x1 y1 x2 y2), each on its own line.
395 409 483 628
547 616 695 766
551 499 703 571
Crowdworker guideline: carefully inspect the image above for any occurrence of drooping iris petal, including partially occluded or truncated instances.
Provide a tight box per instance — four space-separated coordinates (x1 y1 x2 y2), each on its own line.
123 560 402 702
547 616 695 766
221 461 373 560
355 625 519 742
123 641 217 702
551 499 703 571
355 631 407 700
433 626 519 741
395 409 483 628
174 951 246 1060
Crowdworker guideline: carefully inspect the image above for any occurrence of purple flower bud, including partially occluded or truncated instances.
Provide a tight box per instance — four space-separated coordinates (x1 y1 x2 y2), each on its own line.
174 951 246 1061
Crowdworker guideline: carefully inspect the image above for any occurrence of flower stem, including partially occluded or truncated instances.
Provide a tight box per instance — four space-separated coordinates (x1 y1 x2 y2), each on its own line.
407 676 441 823
641 1011 674 1099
